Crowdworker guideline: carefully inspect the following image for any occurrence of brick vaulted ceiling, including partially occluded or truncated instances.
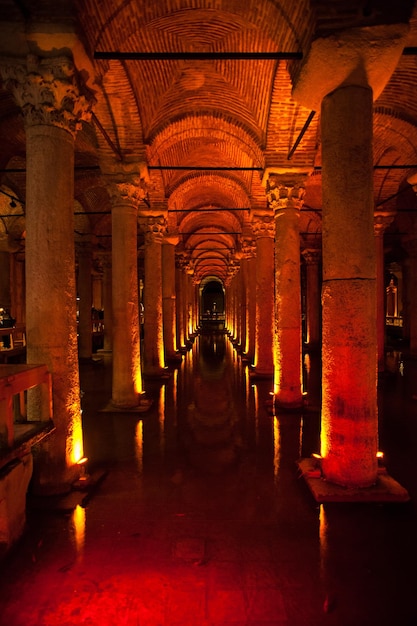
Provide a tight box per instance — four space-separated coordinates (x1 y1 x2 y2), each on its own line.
1 1 417 280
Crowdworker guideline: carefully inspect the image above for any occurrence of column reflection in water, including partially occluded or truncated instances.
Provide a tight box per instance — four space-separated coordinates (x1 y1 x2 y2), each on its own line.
135 419 143 476
185 333 242 473
72 504 86 564
273 415 281 486
158 384 166 457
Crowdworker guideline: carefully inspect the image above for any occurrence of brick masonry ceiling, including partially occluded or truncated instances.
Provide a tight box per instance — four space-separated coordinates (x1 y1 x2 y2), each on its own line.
1 0 417 280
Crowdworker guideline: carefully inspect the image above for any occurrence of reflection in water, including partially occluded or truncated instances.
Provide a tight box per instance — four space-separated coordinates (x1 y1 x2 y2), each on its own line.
72 504 86 563
185 334 242 473
273 415 281 485
135 419 143 475
158 384 166 456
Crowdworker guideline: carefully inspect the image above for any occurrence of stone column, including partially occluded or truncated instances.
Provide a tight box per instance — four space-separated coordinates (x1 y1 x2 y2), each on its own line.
162 234 180 362
267 173 306 409
251 212 275 377
142 215 167 376
92 266 103 311
99 253 112 353
2 55 93 491
301 248 321 350
175 256 186 351
243 238 256 363
76 240 93 361
374 212 395 371
240 240 250 357
110 179 144 407
321 84 377 487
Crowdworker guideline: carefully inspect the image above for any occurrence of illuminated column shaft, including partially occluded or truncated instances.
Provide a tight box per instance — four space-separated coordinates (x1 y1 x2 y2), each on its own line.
26 122 81 489
175 259 185 350
7 56 94 492
240 258 248 351
269 176 305 408
143 216 166 374
246 250 256 361
252 213 274 376
374 213 394 371
302 248 321 349
77 241 93 360
321 84 377 487
111 192 142 406
162 237 178 360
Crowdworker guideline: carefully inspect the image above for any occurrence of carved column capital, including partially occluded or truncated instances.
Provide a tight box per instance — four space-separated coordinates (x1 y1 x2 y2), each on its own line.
141 215 168 244
302 247 321 265
0 54 94 135
251 213 275 238
241 237 256 259
266 174 306 213
373 211 396 237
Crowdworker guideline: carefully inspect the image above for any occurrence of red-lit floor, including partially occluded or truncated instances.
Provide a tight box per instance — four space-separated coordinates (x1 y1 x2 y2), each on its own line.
0 334 416 626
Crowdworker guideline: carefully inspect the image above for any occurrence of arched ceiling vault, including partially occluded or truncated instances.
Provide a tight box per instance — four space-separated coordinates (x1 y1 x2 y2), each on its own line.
1 1 417 281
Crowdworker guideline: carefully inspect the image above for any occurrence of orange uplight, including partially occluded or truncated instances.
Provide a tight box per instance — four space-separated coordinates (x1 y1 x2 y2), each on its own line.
69 409 84 466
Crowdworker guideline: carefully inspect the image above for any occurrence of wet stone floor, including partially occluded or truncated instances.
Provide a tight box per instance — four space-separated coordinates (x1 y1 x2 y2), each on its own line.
0 333 416 626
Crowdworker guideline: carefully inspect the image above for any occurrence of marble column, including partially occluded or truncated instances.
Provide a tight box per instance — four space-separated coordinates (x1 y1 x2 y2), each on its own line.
301 248 321 350
110 181 144 407
76 240 93 361
242 238 257 363
142 215 167 375
251 212 275 377
162 235 180 362
374 212 395 372
175 256 186 351
268 174 306 409
3 56 93 491
321 84 377 488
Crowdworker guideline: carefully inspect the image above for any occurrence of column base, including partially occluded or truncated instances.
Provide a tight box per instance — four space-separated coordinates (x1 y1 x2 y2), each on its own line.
143 367 171 379
297 457 410 503
249 366 274 380
101 396 153 413
274 395 304 411
165 352 183 364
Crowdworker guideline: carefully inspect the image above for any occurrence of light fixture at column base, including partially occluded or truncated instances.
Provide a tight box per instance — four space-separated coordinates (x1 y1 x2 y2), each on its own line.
297 458 410 503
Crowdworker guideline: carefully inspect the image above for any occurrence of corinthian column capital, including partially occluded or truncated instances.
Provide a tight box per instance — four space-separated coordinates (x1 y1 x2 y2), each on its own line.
251 212 275 238
0 54 94 135
266 173 307 213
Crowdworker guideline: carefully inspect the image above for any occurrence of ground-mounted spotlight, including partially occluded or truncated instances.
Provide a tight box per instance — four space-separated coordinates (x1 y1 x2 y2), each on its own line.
376 450 387 475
